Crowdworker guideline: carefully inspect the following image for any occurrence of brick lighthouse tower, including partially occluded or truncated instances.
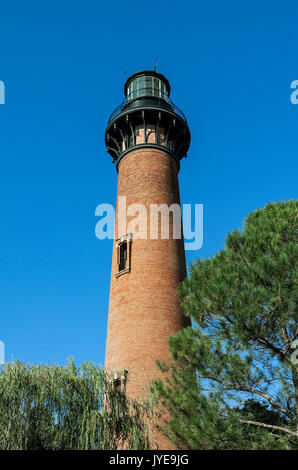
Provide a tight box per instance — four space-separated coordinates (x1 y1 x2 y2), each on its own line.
104 71 191 442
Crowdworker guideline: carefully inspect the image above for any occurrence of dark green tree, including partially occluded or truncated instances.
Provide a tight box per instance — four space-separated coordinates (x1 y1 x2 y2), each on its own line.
153 200 298 449
0 359 152 450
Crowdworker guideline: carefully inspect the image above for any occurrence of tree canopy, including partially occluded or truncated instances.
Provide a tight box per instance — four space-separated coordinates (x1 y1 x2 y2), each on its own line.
153 200 298 449
0 359 151 450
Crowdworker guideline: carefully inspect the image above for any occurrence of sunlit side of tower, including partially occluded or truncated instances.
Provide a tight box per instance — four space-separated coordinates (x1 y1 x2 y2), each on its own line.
104 71 191 448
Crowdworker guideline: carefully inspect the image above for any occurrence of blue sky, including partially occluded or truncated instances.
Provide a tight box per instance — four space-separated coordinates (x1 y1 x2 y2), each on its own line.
0 0 297 367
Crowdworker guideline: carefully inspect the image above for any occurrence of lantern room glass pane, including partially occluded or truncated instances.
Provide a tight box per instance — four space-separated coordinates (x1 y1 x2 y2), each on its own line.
127 75 168 101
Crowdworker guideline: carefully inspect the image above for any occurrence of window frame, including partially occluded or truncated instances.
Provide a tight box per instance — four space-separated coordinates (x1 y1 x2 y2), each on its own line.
115 233 132 277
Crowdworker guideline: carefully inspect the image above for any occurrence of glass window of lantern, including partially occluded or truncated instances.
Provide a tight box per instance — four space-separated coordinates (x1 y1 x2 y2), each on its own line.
137 77 145 98
128 76 168 100
153 78 159 97
145 76 153 96
161 82 168 100
132 80 137 99
128 81 135 100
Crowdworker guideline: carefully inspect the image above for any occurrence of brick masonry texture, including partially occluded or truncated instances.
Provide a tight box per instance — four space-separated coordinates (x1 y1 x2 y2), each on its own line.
105 148 190 449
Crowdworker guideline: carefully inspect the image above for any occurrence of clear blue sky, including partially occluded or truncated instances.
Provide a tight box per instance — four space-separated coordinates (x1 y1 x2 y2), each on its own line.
0 0 297 367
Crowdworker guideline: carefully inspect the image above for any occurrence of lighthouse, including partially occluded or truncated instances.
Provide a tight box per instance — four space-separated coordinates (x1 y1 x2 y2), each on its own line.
104 71 191 446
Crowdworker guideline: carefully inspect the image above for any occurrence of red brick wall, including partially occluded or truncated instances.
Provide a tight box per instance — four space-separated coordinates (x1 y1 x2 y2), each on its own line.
105 148 190 448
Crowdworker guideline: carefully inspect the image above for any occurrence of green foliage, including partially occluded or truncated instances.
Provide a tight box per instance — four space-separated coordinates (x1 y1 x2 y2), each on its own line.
0 359 151 450
153 201 298 449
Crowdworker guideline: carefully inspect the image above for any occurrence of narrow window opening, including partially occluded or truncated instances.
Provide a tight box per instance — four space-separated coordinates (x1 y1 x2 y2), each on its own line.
116 234 132 276
119 242 127 271
113 377 121 390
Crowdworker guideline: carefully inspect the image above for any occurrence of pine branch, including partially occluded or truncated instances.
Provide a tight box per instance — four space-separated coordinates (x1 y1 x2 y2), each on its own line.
203 374 292 419
239 419 298 438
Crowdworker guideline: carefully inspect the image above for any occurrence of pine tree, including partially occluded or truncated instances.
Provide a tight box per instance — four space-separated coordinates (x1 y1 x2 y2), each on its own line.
153 200 298 449
0 359 152 449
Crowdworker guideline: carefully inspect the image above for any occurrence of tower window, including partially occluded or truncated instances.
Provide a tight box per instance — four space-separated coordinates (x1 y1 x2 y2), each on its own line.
116 234 132 276
113 377 121 390
110 369 128 393
119 242 127 271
